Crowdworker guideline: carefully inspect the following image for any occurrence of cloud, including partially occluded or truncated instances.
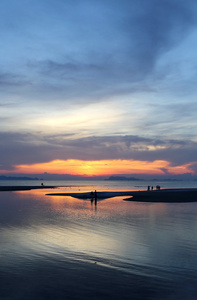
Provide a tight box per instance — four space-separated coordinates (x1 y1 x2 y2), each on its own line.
189 162 197 175
124 0 196 67
0 0 197 177
160 168 170 175
0 131 197 172
0 72 28 89
0 0 196 109
0 132 58 170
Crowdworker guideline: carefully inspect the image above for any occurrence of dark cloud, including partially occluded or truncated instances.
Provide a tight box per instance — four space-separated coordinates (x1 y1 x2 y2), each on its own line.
160 168 170 175
123 0 196 72
0 72 27 89
0 132 58 170
189 162 197 175
22 0 197 102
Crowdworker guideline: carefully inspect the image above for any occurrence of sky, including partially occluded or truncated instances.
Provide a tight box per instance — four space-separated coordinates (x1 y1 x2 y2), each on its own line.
1 0 197 179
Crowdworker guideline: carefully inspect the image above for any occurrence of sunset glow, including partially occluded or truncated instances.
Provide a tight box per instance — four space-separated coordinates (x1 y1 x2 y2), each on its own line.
2 159 193 177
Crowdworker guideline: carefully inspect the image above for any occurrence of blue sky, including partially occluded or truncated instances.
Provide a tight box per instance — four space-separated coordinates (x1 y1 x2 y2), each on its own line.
1 0 197 178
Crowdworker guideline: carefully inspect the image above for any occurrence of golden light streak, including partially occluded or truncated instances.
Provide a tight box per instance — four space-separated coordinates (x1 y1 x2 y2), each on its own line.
3 159 193 176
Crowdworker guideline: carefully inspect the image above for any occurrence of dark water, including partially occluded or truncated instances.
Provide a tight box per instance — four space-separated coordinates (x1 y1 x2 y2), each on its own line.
1 187 197 299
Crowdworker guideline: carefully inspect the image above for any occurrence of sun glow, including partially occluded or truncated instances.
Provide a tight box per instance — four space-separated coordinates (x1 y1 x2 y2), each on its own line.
4 159 193 177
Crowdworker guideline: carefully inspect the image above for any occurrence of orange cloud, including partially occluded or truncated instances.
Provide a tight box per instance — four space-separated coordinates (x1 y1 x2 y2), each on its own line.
5 159 193 176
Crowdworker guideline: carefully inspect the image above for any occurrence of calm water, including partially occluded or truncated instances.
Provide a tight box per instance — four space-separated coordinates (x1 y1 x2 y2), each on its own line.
1 180 197 299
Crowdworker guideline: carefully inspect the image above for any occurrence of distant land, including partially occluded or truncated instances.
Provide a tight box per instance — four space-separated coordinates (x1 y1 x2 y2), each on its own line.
105 176 197 181
0 175 41 181
0 174 197 181
151 178 183 181
105 176 142 181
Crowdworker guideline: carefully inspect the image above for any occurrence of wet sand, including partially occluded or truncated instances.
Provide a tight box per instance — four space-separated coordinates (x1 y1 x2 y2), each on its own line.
47 188 197 202
125 188 197 202
47 191 133 199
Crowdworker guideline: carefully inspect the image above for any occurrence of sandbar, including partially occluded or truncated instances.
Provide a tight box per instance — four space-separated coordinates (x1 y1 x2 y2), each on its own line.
47 188 197 202
46 191 133 199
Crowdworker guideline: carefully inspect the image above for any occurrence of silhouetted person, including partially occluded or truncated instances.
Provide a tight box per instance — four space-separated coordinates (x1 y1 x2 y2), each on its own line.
147 186 150 191
95 190 97 205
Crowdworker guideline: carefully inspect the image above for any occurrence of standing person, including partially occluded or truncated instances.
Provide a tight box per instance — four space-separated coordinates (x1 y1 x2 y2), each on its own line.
95 190 97 205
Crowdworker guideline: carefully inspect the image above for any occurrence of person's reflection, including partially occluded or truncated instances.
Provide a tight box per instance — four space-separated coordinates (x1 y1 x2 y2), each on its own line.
94 190 98 212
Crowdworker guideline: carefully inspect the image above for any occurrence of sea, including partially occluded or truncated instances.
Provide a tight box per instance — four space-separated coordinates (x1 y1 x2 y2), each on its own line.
1 180 197 299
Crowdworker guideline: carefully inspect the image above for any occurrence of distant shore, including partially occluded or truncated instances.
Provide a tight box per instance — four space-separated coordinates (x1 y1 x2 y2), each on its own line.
0 186 56 191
